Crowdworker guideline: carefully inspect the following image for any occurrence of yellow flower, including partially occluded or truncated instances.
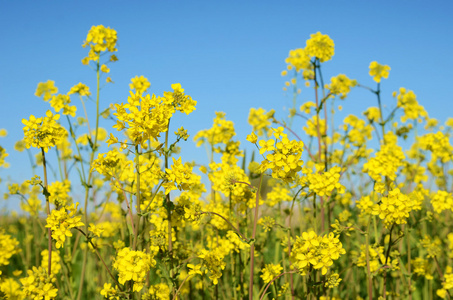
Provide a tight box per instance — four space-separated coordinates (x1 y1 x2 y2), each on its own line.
260 264 283 284
68 82 91 96
246 132 258 144
325 74 357 99
248 108 274 137
22 110 67 152
100 64 110 73
35 80 58 101
113 247 156 292
305 32 335 62
82 25 118 64
45 202 84 248
285 48 311 72
0 230 20 266
89 223 105 237
129 75 151 94
291 231 345 275
369 61 390 83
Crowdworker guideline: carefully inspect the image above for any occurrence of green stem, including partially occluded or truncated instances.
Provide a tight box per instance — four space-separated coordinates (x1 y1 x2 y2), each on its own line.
133 144 141 250
249 173 263 300
76 60 101 300
41 147 52 276
365 216 373 300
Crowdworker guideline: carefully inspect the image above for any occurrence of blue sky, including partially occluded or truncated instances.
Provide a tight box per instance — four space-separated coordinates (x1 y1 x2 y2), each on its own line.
1 1 452 211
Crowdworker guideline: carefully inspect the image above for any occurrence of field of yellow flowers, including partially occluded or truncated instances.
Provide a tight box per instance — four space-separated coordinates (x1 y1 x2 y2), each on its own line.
1 25 453 300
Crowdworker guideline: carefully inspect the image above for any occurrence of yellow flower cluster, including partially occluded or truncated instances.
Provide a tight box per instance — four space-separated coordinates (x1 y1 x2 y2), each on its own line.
20 266 58 300
437 267 453 298
285 48 311 72
301 165 345 197
266 183 292 207
82 25 117 64
91 148 133 179
0 230 20 266
412 257 432 279
163 83 197 115
100 283 120 300
282 33 334 85
49 93 77 117
363 132 405 182
325 273 342 288
0 278 23 299
68 82 91 96
395 88 427 123
129 75 151 95
45 202 84 248
113 247 156 292
163 157 197 194
356 245 398 273
303 115 326 137
431 190 453 213
363 106 381 123
305 32 335 63
142 283 170 300
194 112 236 149
208 162 253 209
300 101 316 114
342 115 373 147
248 107 275 137
226 230 250 253
35 80 58 101
113 83 195 147
40 250 61 276
369 61 391 83
291 231 345 275
22 110 67 152
258 127 305 182
198 248 226 285
372 188 415 228
260 263 283 284
325 74 357 99
48 179 72 206
0 146 8 168
355 195 375 216
418 131 453 163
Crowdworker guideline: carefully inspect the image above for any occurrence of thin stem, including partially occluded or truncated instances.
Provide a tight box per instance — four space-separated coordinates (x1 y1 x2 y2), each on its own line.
75 228 123 290
383 223 395 298
365 217 373 300
199 211 249 242
173 274 192 300
164 119 175 297
249 174 263 300
77 60 102 300
114 178 136 236
259 271 297 300
41 147 52 276
133 144 141 250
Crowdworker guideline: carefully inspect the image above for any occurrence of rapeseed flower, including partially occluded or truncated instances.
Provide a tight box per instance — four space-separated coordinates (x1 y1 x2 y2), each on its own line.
0 230 20 266
22 110 66 152
369 61 390 83
20 266 58 300
45 202 84 248
113 247 156 292
291 231 345 275
305 32 335 63
260 264 283 283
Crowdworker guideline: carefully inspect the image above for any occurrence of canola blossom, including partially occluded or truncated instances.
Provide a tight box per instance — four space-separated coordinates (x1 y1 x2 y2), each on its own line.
2 25 453 300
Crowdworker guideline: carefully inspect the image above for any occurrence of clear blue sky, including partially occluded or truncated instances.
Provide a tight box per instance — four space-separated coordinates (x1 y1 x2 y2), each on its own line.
1 1 452 211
